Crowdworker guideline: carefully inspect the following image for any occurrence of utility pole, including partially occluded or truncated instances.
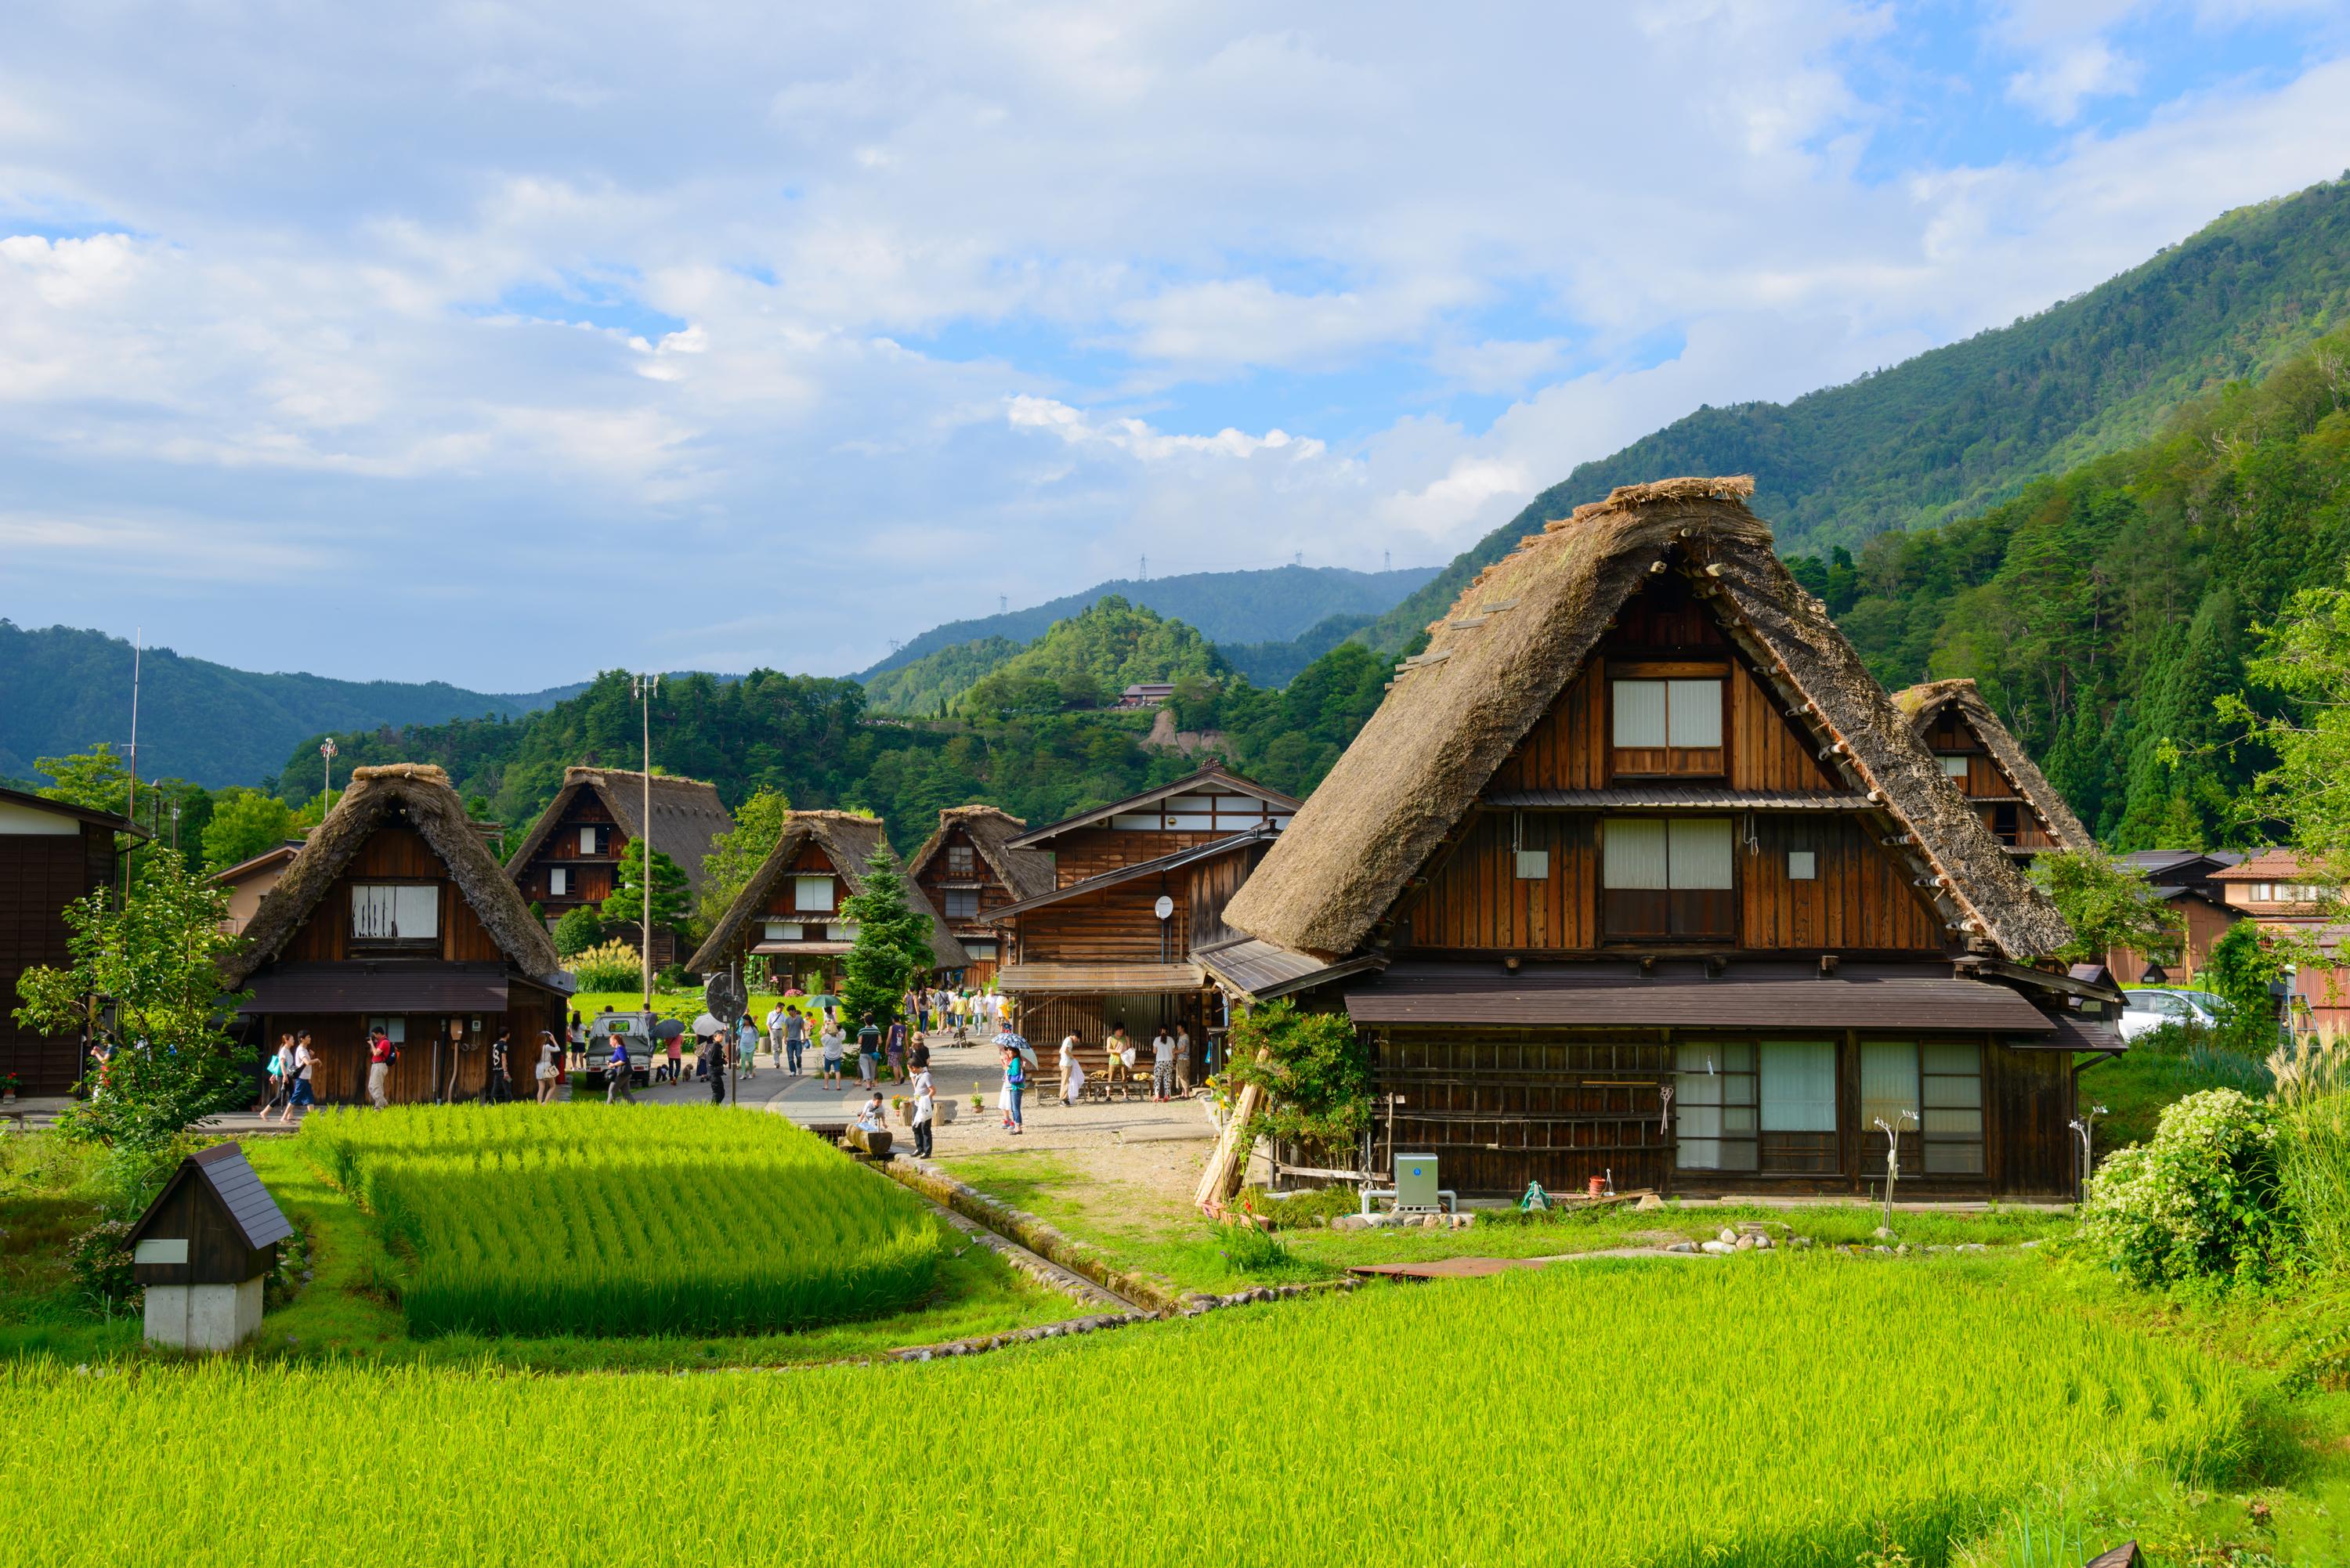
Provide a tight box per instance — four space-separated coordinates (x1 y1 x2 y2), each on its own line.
320 738 338 815
1139 554 1147 581
999 594 1007 615
123 629 141 895
631 673 660 1013
1384 549 1390 572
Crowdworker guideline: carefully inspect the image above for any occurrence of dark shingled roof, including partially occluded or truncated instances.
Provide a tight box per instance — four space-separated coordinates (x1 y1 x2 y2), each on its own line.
222 764 562 990
130 1143 294 1252
505 767 738 897
685 811 967 973
1223 476 2071 963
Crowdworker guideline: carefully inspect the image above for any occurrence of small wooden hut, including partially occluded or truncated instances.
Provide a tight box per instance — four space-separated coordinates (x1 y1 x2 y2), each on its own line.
1218 477 2119 1201
505 767 735 965
128 1142 293 1351
1892 679 2092 861
904 805 1055 986
222 764 570 1103
688 811 964 997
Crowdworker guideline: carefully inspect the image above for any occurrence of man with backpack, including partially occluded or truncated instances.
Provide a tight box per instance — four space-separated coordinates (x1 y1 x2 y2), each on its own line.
367 1026 397 1108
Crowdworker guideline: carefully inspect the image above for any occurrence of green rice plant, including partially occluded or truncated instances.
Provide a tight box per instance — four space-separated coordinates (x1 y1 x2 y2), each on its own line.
1 1256 2259 1566
295 1104 940 1337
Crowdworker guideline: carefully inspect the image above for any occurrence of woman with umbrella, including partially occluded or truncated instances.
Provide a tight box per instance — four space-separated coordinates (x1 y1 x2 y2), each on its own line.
996 1031 1030 1134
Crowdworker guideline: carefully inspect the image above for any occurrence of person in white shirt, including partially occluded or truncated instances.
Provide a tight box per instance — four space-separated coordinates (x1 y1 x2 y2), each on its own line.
765 1003 787 1070
819 1021 847 1090
910 1057 936 1158
1151 1028 1177 1101
1058 1031 1086 1106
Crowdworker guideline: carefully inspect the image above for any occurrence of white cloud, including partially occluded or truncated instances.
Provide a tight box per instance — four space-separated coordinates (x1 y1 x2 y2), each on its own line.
2006 38 2143 123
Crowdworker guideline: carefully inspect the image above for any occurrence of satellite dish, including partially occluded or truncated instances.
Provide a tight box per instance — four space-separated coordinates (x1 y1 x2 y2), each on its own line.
1154 894 1173 921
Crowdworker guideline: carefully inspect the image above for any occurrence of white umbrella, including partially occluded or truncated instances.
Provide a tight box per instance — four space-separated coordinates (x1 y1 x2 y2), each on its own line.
692 1012 721 1036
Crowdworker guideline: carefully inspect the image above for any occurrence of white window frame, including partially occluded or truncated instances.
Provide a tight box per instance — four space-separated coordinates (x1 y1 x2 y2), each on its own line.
1787 850 1817 881
1940 755 1969 779
548 867 570 898
794 875 835 912
763 920 803 943
579 826 599 854
1611 679 1724 750
944 887 981 921
351 883 439 945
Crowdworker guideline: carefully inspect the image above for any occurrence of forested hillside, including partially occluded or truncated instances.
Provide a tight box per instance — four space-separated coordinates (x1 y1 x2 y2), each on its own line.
863 636 1021 716
0 621 588 788
955 598 1225 718
856 562 1437 681
1335 175 2350 667
1800 320 2350 851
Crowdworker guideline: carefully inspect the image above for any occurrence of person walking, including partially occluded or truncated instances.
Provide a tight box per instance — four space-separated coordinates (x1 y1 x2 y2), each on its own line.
766 1002 788 1072
535 1031 562 1104
663 1028 682 1086
259 1033 291 1114
783 1006 805 1073
604 1029 637 1104
1000 1042 1025 1134
735 1013 760 1081
280 1033 317 1122
366 1026 397 1109
910 1056 935 1159
1151 1026 1177 1102
820 1019 846 1089
885 1017 908 1085
1058 1030 1084 1107
855 1015 881 1089
710 1030 730 1105
484 1028 513 1105
1175 1025 1193 1094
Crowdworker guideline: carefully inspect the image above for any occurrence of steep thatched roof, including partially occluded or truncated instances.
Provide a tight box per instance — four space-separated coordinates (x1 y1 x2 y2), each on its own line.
1223 476 2072 963
504 767 736 895
1892 678 2094 852
223 764 563 988
685 811 967 973
905 804 1057 902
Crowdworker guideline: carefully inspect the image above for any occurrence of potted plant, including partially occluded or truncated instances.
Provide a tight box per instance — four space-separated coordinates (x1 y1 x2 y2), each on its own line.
1 1071 16 1104
971 1093 985 1114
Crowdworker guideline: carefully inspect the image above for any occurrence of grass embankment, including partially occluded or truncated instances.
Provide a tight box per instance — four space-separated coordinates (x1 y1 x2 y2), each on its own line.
1 1255 2266 1566
938 1148 2077 1293
2084 1027 2272 1152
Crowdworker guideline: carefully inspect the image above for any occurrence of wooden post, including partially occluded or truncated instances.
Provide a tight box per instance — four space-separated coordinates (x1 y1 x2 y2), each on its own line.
1195 1050 1267 1210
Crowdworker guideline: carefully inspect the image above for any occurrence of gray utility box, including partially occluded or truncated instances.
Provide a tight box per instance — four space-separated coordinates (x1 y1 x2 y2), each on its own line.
1394 1153 1441 1211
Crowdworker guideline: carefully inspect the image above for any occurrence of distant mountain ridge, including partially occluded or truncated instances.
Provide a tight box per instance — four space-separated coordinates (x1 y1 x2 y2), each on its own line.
855 562 1440 683
0 621 590 789
1344 175 2350 661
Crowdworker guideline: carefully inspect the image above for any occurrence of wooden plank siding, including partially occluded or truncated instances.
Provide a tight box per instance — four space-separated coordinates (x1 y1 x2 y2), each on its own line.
280 827 505 966
1487 654 1843 796
1397 813 1943 953
914 824 1019 983
0 823 119 1093
255 981 562 1106
1050 826 1233 887
1368 1028 2076 1198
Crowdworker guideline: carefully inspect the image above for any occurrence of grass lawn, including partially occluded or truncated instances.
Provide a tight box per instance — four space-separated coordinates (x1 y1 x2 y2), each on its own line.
566 989 797 1026
935 1148 2081 1295
2084 1031 2272 1152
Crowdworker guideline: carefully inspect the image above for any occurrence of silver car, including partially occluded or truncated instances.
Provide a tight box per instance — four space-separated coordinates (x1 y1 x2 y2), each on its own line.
585 1011 659 1084
2118 988 2223 1042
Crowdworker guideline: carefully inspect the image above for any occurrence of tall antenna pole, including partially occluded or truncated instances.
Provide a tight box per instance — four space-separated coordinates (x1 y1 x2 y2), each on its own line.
320 738 338 815
633 673 660 1010
124 629 141 894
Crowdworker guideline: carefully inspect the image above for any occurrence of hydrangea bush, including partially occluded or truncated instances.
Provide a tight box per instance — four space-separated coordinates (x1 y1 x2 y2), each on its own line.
2081 1088 2299 1289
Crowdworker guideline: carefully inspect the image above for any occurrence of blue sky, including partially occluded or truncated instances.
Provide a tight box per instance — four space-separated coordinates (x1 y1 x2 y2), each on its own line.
2 0 2347 688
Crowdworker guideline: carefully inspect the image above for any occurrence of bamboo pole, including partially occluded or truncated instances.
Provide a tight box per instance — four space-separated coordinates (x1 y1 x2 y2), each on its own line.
1194 1049 1268 1210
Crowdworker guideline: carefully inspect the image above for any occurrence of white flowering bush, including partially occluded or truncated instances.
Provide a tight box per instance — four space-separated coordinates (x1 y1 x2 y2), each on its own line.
2081 1088 2299 1289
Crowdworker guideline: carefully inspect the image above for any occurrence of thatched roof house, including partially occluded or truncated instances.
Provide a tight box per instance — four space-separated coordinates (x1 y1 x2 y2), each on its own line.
1225 476 2070 964
226 764 562 990
1892 678 2092 854
686 810 966 977
906 804 1057 902
507 766 736 898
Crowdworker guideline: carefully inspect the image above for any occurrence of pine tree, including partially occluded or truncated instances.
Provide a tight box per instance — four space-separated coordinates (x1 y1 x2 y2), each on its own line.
601 839 690 945
839 846 934 1029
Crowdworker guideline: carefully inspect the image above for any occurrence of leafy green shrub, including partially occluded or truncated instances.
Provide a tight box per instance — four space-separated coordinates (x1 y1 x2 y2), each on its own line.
2082 1088 2299 1289
1229 1183 1356 1230
569 941 641 993
551 905 603 958
2270 1038 2350 1275
67 1219 139 1314
1224 1000 1372 1158
1213 1220 1295 1277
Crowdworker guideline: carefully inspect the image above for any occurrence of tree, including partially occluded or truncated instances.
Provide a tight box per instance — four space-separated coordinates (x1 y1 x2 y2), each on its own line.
601 838 690 941
2222 570 2350 862
698 786 792 938
2027 849 2184 965
551 905 605 957
1223 1000 1374 1155
2202 920 2303 1053
839 847 933 1028
13 856 252 1148
201 786 301 869
34 742 132 816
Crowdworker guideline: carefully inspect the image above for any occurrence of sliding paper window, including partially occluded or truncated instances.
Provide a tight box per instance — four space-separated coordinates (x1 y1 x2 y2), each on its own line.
351 884 439 945
1859 1041 1982 1173
1674 1041 1755 1171
1611 678 1724 775
1603 818 1736 940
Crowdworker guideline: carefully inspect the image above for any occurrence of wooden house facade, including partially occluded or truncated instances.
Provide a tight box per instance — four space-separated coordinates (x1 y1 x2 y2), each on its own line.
1893 680 2092 862
222 764 571 1104
2102 851 2243 987
0 786 139 1093
905 806 1055 987
506 768 734 966
1218 478 2119 1201
212 842 301 935
2207 850 2350 1034
992 767 1297 1082
688 811 965 997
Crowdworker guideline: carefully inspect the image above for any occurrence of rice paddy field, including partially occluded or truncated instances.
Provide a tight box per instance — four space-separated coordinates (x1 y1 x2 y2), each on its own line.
297 1104 941 1336
4 1255 2262 1567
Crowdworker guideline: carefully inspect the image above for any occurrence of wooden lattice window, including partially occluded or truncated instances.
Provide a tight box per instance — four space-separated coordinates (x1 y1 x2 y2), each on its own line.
945 845 975 876
1610 671 1724 777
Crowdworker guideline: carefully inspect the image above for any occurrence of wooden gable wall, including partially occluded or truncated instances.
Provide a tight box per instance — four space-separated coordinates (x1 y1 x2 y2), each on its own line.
517 790 623 909
280 825 506 966
0 822 120 1093
914 824 1019 928
757 841 848 919
1921 709 2059 851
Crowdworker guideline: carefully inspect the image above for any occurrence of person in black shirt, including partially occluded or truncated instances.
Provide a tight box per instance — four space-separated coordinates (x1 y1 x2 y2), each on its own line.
483 1028 512 1105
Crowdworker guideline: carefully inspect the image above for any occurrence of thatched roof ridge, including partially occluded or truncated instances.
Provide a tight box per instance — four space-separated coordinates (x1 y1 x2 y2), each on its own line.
222 764 563 988
1893 678 2093 852
685 810 967 973
504 766 736 896
1223 477 2071 962
906 804 1057 902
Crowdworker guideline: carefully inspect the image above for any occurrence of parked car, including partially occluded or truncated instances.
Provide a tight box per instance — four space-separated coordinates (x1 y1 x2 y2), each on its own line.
2118 988 2224 1042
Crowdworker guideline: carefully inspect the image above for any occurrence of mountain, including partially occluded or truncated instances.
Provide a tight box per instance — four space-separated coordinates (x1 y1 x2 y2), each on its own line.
855 562 1440 682
1219 612 1377 688
0 621 589 789
863 637 1021 717
956 597 1227 718
1344 175 2350 663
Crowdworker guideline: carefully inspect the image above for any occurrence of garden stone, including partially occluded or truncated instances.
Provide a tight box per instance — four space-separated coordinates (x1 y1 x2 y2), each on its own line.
1871 1225 1896 1241
1635 1194 1665 1211
1718 1228 1738 1244
1752 1234 1772 1250
1790 1236 1813 1248
1665 1241 1697 1254
1701 1240 1736 1255
1872 1245 1892 1255
1895 1244 1911 1256
1734 1234 1755 1251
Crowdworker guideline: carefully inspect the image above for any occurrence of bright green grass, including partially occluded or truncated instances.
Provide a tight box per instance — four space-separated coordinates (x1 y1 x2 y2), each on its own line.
298 1104 941 1337
2083 1031 2270 1151
2 1256 2260 1566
